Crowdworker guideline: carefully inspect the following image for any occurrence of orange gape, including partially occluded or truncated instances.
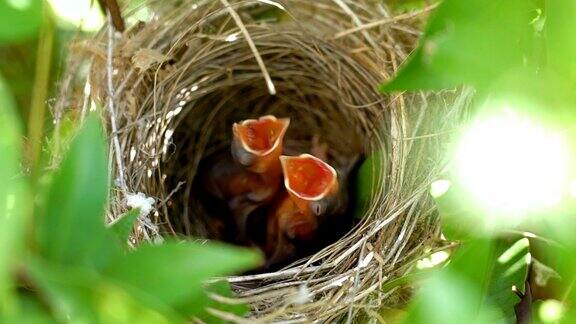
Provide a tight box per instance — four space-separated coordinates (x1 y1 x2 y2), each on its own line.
282 154 337 196
203 116 290 241
281 154 338 215
265 154 339 266
232 115 290 175
234 117 287 152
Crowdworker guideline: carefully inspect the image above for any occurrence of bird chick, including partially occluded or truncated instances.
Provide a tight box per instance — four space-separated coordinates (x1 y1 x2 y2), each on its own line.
232 115 291 175
265 154 339 266
281 154 340 219
203 115 290 241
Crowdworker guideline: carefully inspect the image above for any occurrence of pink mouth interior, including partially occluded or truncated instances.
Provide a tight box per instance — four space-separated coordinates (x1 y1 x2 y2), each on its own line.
284 156 334 199
237 118 286 153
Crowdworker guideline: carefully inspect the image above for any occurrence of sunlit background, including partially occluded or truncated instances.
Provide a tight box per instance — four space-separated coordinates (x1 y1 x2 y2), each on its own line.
47 0 103 31
455 105 572 215
4 0 151 32
430 99 575 232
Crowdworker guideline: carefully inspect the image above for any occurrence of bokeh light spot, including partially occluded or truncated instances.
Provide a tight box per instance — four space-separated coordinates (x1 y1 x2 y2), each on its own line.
538 300 565 323
48 0 104 32
7 0 31 10
456 107 570 213
431 179 451 198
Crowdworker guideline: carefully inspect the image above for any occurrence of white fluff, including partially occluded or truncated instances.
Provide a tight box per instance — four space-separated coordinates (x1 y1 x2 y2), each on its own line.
291 285 313 305
125 192 155 217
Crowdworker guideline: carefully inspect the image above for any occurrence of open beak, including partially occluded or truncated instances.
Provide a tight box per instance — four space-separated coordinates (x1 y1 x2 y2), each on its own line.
279 154 338 214
232 115 290 173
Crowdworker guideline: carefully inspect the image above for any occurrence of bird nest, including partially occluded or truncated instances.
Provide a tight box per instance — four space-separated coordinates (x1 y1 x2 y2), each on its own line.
53 0 470 321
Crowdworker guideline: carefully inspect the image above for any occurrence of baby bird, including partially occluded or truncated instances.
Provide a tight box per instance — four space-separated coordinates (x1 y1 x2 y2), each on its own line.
231 115 289 176
202 115 290 241
265 154 339 266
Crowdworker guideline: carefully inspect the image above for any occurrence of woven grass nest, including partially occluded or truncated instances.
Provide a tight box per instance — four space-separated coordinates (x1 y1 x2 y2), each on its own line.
53 0 470 321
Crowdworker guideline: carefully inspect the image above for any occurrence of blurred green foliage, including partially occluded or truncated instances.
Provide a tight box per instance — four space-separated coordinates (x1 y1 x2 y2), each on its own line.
0 109 262 322
403 238 530 323
354 150 384 219
0 0 45 123
0 1 264 321
545 1 576 84
0 0 264 309
110 208 141 244
0 0 43 43
381 0 536 91
36 115 112 270
378 0 576 322
0 73 30 317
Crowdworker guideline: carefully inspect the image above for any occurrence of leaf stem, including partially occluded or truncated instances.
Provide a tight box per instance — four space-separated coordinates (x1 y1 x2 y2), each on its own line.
27 3 54 176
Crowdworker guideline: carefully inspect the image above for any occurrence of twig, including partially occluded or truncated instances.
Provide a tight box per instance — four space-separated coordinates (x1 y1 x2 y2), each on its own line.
333 3 439 39
221 265 324 283
156 181 185 208
205 307 252 324
332 0 378 49
106 12 127 191
220 0 276 95
97 0 125 32
346 241 367 323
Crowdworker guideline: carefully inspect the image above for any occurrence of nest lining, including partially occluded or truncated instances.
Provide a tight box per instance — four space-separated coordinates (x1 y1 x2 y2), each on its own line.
52 0 471 321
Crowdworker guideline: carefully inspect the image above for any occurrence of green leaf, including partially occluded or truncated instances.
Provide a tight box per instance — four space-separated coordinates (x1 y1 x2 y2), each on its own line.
487 238 531 320
403 271 500 324
104 240 262 318
545 1 576 83
433 180 480 240
381 0 535 91
14 295 54 324
0 0 43 43
353 151 384 219
37 114 116 270
380 269 435 293
27 258 179 324
403 238 529 323
448 239 495 297
534 214 576 320
403 238 502 323
474 68 576 128
0 73 29 314
110 208 140 245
